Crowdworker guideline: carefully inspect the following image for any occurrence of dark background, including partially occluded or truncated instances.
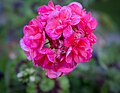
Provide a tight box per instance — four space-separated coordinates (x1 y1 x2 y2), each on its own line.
0 0 120 93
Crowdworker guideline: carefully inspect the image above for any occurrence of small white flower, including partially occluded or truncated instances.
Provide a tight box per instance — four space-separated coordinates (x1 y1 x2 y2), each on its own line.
29 68 35 74
17 72 23 78
29 76 35 82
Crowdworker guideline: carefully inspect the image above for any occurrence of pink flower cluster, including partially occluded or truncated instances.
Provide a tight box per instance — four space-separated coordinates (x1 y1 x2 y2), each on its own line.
20 0 97 78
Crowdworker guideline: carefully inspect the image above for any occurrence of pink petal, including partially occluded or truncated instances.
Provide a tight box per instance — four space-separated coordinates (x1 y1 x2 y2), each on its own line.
69 2 82 9
70 14 81 25
63 25 73 38
46 70 61 78
59 6 72 20
89 18 98 30
47 50 55 63
66 47 72 57
39 48 52 54
48 0 55 10
39 48 55 63
47 54 55 63
42 57 49 68
37 5 51 15
72 48 78 55
29 33 41 40
46 29 62 40
24 51 32 60
85 12 92 22
68 2 83 15
87 33 97 45
29 18 37 25
20 39 29 51
66 47 72 63
64 33 75 47
23 25 33 36
46 19 63 40
74 54 79 63
55 5 61 11
39 31 45 50
58 67 74 73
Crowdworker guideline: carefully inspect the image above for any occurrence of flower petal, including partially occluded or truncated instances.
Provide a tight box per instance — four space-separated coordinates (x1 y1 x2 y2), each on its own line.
63 25 73 38
46 70 61 78
68 2 82 15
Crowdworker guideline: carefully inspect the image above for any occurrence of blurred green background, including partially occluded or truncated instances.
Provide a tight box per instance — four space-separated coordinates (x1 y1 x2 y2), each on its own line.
0 0 120 93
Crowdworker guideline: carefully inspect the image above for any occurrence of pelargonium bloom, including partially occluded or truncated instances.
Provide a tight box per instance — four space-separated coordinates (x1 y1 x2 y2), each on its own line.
46 6 80 40
20 0 98 78
20 18 45 60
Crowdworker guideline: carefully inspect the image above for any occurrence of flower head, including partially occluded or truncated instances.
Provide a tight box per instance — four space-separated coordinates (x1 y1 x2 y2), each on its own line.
20 0 98 78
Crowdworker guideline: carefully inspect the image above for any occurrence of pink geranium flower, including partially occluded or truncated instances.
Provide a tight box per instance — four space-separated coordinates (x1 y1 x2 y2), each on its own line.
79 12 98 33
46 6 80 40
20 0 98 78
33 48 55 68
45 48 77 78
20 18 45 60
38 0 61 21
64 33 92 63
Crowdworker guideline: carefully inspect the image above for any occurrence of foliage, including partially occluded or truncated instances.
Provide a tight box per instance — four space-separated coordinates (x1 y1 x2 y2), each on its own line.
0 0 120 93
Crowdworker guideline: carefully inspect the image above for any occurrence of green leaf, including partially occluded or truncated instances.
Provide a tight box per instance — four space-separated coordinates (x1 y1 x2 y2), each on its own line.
58 76 69 90
40 78 55 92
101 82 109 93
26 82 37 93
